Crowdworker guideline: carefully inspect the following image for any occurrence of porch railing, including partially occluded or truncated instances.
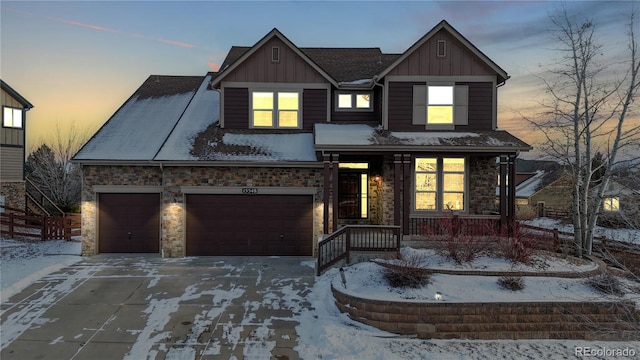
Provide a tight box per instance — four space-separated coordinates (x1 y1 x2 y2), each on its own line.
317 225 401 275
409 215 501 237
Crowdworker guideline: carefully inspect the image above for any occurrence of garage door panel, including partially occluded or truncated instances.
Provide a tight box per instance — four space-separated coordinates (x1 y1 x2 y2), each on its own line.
186 194 312 256
98 193 160 253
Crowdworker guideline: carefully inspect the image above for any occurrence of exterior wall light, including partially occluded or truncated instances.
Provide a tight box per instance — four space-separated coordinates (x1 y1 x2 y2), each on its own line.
435 292 442 300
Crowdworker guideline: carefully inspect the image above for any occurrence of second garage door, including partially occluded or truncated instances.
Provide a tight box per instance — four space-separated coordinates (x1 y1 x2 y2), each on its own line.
186 194 313 256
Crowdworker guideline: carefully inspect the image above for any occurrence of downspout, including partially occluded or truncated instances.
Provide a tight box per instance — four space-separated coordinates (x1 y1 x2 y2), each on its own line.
372 75 386 129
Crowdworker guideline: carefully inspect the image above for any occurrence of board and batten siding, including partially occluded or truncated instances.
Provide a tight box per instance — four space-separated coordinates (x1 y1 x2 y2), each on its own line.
221 37 327 84
0 146 24 180
387 29 496 77
387 81 494 131
1 88 26 147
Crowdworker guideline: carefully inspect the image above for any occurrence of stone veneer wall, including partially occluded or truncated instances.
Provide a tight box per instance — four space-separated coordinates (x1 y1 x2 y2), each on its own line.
81 166 162 256
0 181 26 211
332 286 640 340
81 165 323 257
468 156 497 215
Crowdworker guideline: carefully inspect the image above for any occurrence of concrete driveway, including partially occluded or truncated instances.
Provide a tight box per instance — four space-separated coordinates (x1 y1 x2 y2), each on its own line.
1 255 316 360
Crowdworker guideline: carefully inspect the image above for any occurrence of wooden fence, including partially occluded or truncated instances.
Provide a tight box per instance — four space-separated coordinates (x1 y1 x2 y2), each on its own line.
0 205 80 241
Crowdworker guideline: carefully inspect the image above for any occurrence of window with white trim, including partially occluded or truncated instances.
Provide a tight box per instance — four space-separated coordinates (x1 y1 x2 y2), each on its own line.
251 91 300 128
3 106 23 129
412 84 468 127
415 157 466 211
603 197 619 212
336 92 372 111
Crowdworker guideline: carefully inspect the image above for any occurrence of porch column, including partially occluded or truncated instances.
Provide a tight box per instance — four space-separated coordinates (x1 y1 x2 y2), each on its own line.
331 154 340 232
499 155 507 227
508 155 517 222
393 154 402 228
323 153 331 234
402 154 411 235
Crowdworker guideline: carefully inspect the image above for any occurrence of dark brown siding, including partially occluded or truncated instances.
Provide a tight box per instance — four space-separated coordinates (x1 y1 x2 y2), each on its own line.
223 87 249 129
331 87 383 124
388 82 423 131
387 81 494 131
456 82 493 131
98 193 160 253
223 37 327 83
186 194 313 256
302 89 328 130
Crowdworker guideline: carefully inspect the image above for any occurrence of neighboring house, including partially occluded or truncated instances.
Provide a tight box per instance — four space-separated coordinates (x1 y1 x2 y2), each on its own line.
594 180 640 228
73 20 531 257
495 170 545 207
0 80 34 211
529 174 573 218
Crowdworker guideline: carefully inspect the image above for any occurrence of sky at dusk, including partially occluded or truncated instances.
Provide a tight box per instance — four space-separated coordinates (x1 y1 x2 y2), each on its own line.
1 1 638 156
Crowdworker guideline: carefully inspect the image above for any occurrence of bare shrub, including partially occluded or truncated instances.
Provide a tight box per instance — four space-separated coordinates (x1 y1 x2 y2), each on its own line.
382 252 431 288
497 223 536 264
444 235 486 264
515 205 537 221
586 273 624 296
497 276 525 291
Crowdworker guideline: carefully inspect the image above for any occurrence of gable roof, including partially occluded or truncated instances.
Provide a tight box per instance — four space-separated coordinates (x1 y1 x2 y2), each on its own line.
377 20 509 83
211 28 340 88
74 75 204 161
212 20 507 89
1 79 34 109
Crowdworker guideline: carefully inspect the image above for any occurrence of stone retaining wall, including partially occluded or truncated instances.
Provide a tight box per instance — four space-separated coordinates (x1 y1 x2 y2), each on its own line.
332 285 640 340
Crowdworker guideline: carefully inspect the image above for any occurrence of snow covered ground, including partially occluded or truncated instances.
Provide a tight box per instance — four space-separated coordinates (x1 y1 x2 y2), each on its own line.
2 230 639 359
0 238 82 302
524 217 640 245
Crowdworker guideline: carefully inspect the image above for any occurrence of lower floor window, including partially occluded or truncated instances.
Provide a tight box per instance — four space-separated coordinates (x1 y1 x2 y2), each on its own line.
415 157 466 211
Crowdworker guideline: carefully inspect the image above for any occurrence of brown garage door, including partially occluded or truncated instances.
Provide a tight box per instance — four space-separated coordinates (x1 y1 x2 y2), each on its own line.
186 194 313 256
98 193 160 253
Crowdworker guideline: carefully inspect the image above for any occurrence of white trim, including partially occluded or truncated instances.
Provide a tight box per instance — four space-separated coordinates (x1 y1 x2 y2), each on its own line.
334 91 374 112
180 186 318 195
92 185 163 193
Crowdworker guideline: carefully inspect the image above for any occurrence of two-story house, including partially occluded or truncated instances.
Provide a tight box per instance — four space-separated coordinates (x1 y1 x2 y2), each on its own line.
1 80 34 211
73 20 531 257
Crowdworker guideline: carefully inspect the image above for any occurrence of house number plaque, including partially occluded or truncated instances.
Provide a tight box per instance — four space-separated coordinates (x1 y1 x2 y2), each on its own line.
242 188 259 194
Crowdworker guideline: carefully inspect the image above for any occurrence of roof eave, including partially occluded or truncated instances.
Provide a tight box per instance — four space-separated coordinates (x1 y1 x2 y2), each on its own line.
0 80 34 109
314 144 531 153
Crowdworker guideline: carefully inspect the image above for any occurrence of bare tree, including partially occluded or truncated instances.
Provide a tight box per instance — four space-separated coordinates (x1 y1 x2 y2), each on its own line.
26 122 90 212
528 6 640 256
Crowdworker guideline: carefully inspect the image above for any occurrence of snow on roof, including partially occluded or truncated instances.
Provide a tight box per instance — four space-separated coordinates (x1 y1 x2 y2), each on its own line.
314 124 375 146
212 133 317 161
315 123 530 150
516 170 545 198
74 91 197 161
155 75 220 161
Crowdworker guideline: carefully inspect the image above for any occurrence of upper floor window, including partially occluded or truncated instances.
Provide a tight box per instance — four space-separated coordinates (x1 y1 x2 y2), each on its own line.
336 92 372 111
251 91 300 128
3 106 23 129
427 86 453 124
412 83 468 128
